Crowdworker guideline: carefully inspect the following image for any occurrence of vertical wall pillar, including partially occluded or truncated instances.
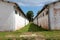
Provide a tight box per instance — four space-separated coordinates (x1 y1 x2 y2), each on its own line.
48 7 51 30
37 17 38 26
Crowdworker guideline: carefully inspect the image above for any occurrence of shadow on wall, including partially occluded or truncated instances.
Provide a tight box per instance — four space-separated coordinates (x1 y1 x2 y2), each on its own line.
28 23 48 32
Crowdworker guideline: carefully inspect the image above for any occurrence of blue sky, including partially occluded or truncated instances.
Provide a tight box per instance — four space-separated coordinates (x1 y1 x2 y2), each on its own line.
7 0 57 17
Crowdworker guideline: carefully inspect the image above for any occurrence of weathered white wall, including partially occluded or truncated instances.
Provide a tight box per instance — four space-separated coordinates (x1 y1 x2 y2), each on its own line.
39 15 48 29
25 19 29 25
0 1 15 31
34 2 60 30
14 13 29 30
33 8 49 29
33 18 37 25
49 2 60 30
49 4 55 30
0 1 29 31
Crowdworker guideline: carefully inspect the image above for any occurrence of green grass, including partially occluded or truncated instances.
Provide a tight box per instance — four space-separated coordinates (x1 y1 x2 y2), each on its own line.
15 22 47 33
0 22 60 40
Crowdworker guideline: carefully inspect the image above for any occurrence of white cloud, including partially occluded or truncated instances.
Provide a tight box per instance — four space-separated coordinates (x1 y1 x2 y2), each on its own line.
7 0 57 6
17 1 44 6
18 2 26 6
18 0 57 6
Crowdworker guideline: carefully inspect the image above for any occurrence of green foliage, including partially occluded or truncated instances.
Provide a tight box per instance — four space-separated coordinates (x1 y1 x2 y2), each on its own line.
26 11 34 22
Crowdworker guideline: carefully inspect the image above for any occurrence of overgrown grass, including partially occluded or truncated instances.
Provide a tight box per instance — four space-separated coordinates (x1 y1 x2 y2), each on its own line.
0 23 60 40
15 22 47 33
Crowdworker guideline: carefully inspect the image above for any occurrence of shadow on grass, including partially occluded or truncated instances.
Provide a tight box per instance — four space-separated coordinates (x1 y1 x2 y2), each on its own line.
28 23 48 32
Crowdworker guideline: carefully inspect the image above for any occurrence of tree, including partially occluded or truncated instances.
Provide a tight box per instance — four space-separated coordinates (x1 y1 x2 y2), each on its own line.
26 11 34 22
